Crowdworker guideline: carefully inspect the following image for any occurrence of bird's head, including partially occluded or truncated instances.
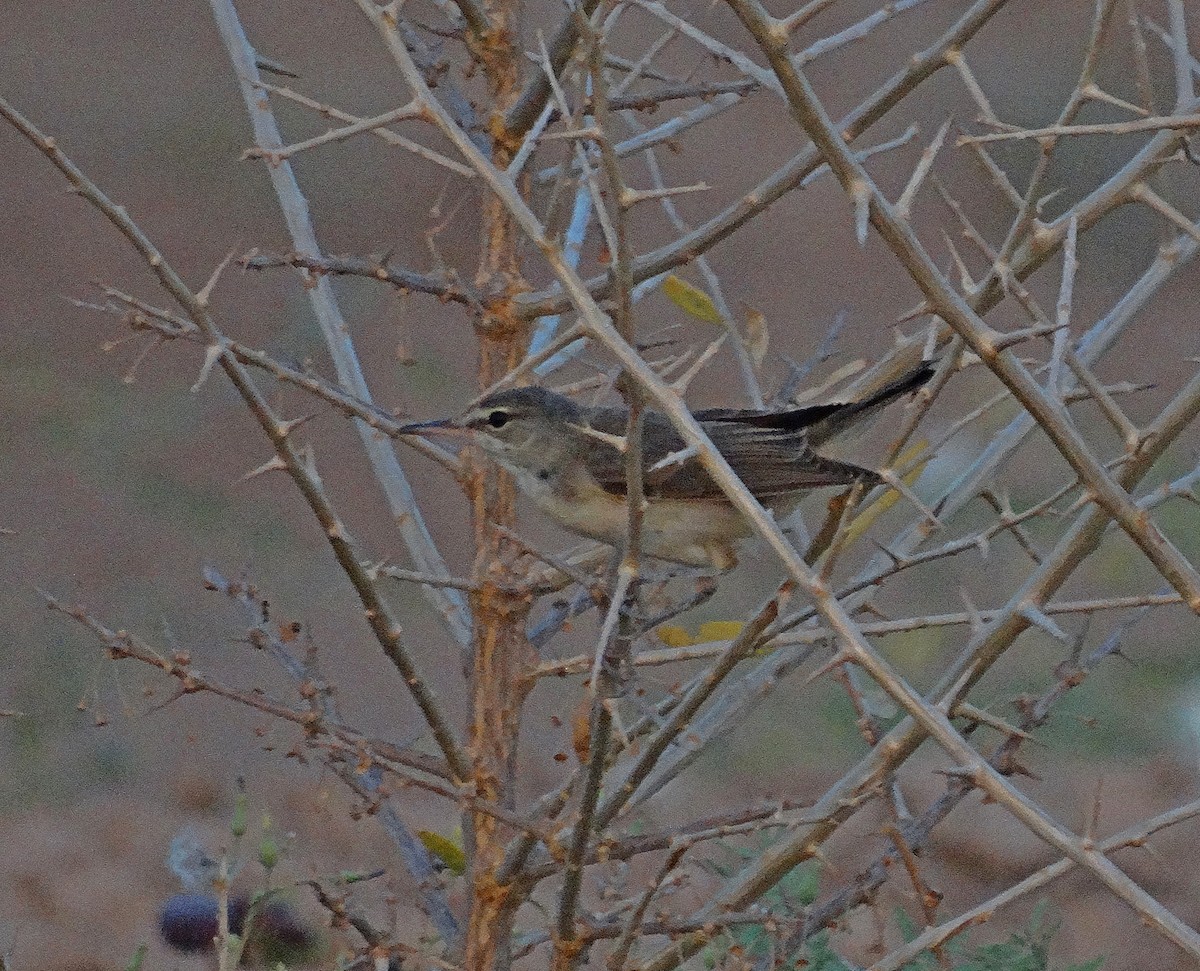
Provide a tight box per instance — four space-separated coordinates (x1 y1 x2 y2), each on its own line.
399 386 585 479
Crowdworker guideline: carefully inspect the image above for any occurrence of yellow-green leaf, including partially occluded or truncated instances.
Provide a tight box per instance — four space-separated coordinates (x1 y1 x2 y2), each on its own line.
231 791 248 839
418 830 466 875
696 621 744 642
840 441 930 549
663 275 723 324
657 624 694 648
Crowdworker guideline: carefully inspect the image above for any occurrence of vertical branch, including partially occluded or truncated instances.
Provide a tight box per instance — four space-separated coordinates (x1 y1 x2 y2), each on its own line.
384 0 545 961
208 0 473 649
1048 215 1079 394
585 7 645 695
553 702 614 968
554 17 645 966
1168 0 1196 109
1127 0 1157 114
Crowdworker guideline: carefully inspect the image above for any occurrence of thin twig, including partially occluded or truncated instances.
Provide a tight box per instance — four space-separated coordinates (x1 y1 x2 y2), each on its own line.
250 78 476 176
869 798 1200 970
959 112 1200 142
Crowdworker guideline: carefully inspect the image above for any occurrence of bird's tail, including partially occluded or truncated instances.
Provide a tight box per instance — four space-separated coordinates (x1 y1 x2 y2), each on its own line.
804 361 935 444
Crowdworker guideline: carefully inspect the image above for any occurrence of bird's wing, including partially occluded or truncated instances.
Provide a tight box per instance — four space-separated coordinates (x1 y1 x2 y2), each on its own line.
582 409 878 500
574 362 932 500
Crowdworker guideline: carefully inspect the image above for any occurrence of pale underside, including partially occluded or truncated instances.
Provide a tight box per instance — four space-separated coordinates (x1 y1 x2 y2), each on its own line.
507 461 806 569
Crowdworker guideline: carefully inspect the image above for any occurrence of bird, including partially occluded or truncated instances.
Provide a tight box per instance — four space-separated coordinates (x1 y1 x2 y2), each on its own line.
399 363 934 569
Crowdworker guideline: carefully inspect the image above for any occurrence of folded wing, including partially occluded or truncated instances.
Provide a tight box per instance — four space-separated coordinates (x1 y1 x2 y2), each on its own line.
580 362 932 499
583 410 880 500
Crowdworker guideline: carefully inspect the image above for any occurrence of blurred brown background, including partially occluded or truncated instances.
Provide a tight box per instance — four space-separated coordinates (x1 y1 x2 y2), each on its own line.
3 0 1200 968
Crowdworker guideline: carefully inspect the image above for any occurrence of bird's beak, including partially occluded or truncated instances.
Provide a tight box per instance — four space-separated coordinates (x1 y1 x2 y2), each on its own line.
396 417 472 439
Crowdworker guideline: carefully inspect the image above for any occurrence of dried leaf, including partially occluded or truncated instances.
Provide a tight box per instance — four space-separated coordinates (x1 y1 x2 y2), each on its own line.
743 306 768 368
663 275 723 324
839 441 930 549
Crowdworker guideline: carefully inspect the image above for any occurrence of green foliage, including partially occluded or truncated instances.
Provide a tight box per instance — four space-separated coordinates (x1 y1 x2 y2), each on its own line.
123 943 148 971
418 828 467 875
803 931 852 970
258 833 280 871
699 847 1104 971
887 903 1106 971
231 790 249 839
700 847 822 967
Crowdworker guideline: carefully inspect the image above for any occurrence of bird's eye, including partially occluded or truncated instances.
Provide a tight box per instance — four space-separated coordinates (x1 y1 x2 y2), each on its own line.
487 410 510 429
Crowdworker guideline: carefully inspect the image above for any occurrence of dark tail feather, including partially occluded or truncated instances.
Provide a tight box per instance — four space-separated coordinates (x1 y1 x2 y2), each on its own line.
804 361 935 444
694 361 935 437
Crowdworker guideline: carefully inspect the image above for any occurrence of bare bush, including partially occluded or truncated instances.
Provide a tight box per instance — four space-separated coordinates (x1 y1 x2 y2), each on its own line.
5 0 1200 968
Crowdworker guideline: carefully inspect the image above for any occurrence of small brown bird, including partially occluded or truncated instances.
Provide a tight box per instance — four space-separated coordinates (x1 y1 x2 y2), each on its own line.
400 363 933 569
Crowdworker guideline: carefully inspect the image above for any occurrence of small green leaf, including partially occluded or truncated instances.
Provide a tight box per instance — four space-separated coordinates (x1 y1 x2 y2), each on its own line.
124 944 148 971
338 869 378 884
418 830 467 875
663 275 723 324
697 621 744 643
657 624 693 647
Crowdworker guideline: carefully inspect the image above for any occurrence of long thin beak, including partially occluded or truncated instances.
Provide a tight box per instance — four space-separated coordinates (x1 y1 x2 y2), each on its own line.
396 417 472 438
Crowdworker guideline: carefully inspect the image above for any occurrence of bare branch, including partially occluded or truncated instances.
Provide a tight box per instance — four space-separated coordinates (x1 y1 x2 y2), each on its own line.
896 117 952 220
959 111 1200 142
209 0 474 648
251 78 476 177
241 250 482 305
1168 0 1197 109
725 0 1200 613
0 96 472 781
870 799 1200 971
241 100 426 162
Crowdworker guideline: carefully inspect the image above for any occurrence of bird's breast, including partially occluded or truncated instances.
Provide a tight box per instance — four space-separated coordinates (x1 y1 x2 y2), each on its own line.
517 467 752 568
518 468 629 541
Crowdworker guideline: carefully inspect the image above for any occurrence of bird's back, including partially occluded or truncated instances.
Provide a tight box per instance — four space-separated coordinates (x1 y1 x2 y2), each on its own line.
580 408 879 501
